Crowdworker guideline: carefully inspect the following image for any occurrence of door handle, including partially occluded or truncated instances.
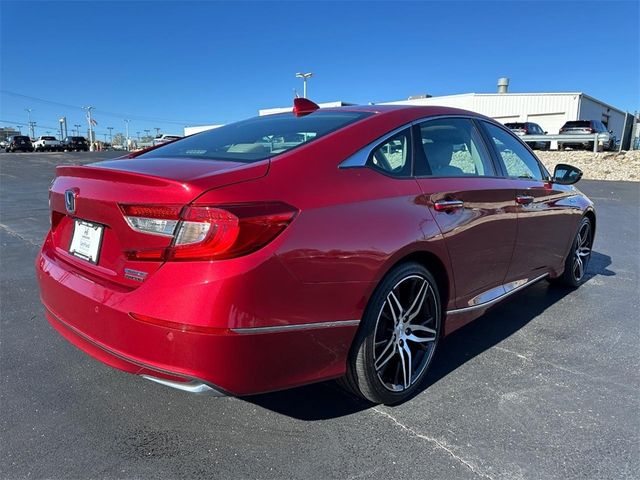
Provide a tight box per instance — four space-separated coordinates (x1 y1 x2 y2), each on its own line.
515 195 534 205
434 200 464 212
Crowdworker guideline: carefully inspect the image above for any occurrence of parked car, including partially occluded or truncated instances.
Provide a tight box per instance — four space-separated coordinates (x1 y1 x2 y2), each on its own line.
36 100 595 404
152 134 182 146
504 122 550 150
33 136 62 152
558 120 615 151
4 135 34 152
62 136 89 152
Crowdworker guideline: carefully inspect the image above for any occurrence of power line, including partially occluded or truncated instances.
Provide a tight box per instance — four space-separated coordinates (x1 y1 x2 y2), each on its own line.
0 90 203 126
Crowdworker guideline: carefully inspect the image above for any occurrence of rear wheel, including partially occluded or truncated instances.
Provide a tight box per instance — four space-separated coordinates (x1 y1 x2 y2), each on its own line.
341 262 441 404
555 217 593 288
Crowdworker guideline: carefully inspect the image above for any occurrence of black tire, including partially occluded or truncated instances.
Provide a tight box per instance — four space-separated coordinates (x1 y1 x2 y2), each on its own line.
554 216 593 288
341 262 442 404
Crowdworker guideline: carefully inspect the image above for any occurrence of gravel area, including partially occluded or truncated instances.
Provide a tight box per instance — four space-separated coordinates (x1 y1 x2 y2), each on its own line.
536 150 640 182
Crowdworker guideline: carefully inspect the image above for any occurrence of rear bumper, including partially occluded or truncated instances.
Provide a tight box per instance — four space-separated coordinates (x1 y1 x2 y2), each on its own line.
36 240 361 395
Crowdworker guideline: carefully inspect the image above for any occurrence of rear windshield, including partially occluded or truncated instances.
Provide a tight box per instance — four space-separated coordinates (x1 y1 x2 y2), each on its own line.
140 111 371 162
563 121 590 128
505 123 526 129
71 137 86 141
14 136 30 141
42 136 56 141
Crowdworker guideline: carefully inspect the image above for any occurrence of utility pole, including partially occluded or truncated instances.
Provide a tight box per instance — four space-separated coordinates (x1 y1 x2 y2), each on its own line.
295 72 313 98
25 109 35 139
124 119 131 151
107 126 113 143
83 106 95 150
154 127 160 137
74 124 81 136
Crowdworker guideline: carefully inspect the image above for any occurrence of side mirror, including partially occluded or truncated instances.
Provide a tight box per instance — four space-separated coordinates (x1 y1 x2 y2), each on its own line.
553 163 583 185
544 131 548 134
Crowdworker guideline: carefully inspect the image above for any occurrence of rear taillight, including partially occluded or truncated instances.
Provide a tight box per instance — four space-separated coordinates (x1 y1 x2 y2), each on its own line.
121 202 298 261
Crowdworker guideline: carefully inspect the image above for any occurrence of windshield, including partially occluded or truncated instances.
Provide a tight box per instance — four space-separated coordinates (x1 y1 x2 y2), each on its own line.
139 111 371 162
564 121 590 128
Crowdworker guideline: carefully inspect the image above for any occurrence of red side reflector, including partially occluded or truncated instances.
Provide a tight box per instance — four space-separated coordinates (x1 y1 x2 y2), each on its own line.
293 97 320 116
129 312 233 335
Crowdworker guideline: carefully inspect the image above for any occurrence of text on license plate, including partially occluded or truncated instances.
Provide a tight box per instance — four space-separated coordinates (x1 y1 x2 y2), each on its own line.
69 219 104 264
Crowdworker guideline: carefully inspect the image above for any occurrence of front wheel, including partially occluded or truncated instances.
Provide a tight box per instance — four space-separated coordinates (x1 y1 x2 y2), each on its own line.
341 262 442 404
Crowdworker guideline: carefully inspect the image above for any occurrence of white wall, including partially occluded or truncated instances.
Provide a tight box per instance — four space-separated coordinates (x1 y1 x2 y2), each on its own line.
578 96 626 139
184 125 223 136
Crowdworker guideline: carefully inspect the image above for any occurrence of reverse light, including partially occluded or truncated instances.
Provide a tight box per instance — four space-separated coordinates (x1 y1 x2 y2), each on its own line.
121 204 181 237
122 202 298 261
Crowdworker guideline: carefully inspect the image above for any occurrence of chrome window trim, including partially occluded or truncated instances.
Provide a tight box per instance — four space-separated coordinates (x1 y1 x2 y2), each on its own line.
339 114 488 170
231 319 360 334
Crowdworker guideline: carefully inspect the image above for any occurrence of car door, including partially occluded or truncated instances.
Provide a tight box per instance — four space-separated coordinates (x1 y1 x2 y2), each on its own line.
413 117 518 309
480 121 580 282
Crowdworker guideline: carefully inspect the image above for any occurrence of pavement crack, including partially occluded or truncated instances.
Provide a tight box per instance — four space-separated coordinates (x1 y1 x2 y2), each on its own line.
0 223 40 248
371 407 495 480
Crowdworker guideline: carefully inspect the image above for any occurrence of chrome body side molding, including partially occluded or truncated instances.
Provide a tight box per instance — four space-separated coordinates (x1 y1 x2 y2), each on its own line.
447 273 548 315
231 319 360 335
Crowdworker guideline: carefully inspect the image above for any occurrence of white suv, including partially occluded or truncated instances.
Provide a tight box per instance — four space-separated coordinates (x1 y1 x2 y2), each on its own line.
33 136 62 152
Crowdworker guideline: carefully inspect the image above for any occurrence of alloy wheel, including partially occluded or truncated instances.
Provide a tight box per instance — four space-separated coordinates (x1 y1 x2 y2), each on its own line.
373 275 439 392
573 221 592 282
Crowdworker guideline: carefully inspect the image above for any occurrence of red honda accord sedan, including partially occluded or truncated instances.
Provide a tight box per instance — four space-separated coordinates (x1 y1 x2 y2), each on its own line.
36 99 595 404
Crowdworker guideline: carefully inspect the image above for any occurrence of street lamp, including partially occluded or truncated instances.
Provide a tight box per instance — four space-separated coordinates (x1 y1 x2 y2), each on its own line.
154 127 160 137
107 126 113 143
74 124 81 136
83 106 95 150
25 109 36 139
144 129 150 139
124 119 131 151
295 72 313 98
16 125 22 134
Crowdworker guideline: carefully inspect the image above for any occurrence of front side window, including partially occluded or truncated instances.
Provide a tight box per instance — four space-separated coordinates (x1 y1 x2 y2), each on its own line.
139 111 371 163
415 118 495 177
483 122 544 180
368 129 411 177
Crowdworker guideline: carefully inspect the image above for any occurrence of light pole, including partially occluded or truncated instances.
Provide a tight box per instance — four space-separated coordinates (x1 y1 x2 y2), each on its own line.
295 72 313 98
144 129 150 139
16 125 22 134
154 127 161 137
83 106 95 149
107 126 113 143
74 124 81 136
136 131 141 141
124 119 131 151
25 109 35 139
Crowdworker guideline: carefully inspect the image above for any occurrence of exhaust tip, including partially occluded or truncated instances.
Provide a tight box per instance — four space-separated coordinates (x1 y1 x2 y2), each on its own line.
141 374 227 396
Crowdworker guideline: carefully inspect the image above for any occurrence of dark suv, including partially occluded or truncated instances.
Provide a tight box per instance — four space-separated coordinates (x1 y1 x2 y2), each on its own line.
4 135 34 153
63 136 89 152
559 120 615 151
504 122 549 150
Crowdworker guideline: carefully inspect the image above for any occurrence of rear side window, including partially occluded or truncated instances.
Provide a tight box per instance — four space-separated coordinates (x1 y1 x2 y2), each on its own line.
415 118 495 177
483 122 544 180
368 128 412 177
140 111 371 162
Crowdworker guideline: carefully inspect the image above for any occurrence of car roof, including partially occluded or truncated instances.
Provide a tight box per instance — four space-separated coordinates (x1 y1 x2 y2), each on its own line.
313 104 494 122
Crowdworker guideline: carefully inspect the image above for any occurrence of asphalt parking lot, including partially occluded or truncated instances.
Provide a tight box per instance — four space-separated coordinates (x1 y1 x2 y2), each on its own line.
1 151 638 479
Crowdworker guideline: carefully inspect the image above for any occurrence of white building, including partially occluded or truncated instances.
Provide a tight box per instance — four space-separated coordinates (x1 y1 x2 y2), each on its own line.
184 124 224 136
258 79 629 144
380 88 626 139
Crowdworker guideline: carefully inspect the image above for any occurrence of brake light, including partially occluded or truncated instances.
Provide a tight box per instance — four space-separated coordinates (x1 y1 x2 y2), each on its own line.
122 202 298 261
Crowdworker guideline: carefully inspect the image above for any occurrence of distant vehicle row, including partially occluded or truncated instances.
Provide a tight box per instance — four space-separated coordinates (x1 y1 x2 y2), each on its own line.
2 135 89 153
504 120 617 151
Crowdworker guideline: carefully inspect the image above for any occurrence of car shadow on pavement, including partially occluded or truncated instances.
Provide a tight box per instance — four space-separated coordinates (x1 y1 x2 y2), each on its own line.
244 251 613 420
